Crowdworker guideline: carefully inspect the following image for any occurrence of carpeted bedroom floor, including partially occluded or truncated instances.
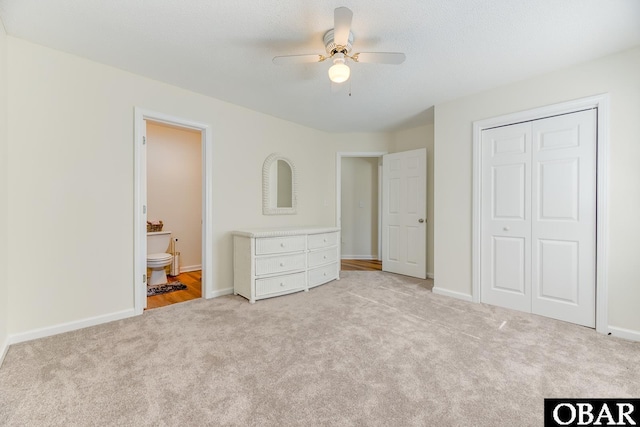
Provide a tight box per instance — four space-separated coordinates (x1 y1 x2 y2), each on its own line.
1 271 639 426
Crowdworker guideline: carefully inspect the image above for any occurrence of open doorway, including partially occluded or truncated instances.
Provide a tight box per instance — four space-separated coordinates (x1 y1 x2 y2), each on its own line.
336 152 385 271
145 121 202 309
134 108 214 315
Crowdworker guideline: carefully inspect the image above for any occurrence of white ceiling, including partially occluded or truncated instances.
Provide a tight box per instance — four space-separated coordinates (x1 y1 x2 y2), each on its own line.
0 0 639 132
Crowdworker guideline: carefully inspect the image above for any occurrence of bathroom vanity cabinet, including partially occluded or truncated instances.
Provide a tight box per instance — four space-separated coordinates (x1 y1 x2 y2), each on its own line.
232 227 340 303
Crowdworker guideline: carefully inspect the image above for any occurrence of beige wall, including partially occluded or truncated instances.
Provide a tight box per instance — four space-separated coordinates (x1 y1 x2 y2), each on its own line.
146 122 202 270
340 157 379 259
391 124 434 277
434 46 640 334
5 37 393 336
0 20 8 357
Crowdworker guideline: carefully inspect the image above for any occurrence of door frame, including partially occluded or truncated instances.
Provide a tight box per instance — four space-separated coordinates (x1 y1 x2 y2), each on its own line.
471 94 610 334
336 152 386 260
134 108 214 315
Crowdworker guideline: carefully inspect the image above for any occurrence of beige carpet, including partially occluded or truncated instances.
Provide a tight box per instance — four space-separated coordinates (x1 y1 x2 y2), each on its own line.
1 271 639 426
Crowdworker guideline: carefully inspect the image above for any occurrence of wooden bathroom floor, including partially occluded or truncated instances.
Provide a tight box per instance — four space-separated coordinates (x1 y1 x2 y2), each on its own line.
146 270 202 310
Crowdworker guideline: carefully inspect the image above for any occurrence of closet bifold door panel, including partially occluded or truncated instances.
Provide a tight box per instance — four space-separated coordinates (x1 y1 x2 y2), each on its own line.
480 109 596 327
530 110 596 327
480 122 532 313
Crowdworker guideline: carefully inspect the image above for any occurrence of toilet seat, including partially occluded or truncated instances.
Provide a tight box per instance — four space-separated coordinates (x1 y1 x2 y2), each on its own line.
147 253 172 262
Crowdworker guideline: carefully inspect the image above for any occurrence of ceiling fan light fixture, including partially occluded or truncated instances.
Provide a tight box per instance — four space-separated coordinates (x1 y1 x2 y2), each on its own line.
272 7 406 87
328 54 350 83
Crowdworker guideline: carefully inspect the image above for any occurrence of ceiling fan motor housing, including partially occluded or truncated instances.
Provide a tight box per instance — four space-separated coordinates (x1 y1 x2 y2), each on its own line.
324 29 354 56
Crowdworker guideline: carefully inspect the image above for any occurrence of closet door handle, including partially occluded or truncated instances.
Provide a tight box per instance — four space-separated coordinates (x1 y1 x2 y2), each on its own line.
418 218 425 223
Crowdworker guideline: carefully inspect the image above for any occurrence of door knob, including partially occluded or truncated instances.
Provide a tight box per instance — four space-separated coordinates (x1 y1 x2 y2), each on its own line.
418 218 425 223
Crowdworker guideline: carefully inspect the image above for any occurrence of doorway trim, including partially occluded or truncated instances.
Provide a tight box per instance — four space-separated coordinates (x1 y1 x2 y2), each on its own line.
471 94 610 334
134 108 214 315
336 152 386 261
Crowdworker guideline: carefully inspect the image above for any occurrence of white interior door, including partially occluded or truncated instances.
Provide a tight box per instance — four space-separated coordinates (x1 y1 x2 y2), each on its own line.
480 110 596 327
382 149 426 279
531 110 596 327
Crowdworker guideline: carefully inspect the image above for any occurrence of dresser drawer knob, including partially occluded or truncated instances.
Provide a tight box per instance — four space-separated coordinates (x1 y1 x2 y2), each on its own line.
280 282 284 287
323 238 327 242
280 243 285 247
323 272 327 276
323 255 327 259
280 262 285 267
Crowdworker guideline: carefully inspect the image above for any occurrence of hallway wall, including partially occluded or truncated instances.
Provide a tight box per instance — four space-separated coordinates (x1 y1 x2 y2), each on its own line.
340 157 379 259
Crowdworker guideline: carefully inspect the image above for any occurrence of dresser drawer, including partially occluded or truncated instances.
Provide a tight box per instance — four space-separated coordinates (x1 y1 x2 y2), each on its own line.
255 253 306 276
256 272 306 297
255 235 306 255
308 262 338 288
308 247 338 268
308 232 338 250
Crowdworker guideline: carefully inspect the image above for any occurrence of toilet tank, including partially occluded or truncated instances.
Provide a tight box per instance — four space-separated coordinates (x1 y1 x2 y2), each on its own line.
147 231 171 254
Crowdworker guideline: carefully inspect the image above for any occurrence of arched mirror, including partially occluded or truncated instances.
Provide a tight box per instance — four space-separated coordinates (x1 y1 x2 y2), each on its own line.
263 153 297 215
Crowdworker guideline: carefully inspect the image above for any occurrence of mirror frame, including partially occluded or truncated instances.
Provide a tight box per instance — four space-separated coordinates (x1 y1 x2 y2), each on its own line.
263 152 298 215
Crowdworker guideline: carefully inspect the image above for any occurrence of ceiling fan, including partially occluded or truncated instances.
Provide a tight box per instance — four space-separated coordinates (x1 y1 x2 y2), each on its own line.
272 7 406 84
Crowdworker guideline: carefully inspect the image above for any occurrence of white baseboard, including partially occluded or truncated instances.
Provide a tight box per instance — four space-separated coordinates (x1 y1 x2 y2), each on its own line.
0 335 9 368
341 255 379 260
205 287 234 299
179 265 202 273
432 286 473 302
427 272 434 279
8 308 136 346
608 326 640 342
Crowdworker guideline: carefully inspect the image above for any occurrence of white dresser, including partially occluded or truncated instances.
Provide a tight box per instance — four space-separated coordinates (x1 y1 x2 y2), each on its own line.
232 227 340 303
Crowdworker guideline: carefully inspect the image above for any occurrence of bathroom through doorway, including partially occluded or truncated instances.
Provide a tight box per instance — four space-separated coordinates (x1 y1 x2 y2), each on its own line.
133 108 214 315
145 121 202 309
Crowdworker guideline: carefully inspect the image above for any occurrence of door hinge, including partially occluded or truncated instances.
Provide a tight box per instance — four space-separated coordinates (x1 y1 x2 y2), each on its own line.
143 205 146 214
142 136 146 145
143 274 147 284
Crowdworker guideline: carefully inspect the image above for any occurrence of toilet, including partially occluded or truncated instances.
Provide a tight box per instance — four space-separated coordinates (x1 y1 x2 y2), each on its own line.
147 231 173 286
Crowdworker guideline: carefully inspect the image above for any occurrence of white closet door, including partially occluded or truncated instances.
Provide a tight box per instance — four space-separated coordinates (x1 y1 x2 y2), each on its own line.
480 110 596 327
480 123 532 312
531 110 596 327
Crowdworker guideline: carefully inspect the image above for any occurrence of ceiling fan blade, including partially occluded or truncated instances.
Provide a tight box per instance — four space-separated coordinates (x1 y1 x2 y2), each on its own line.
272 54 326 65
333 7 353 47
353 52 406 65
